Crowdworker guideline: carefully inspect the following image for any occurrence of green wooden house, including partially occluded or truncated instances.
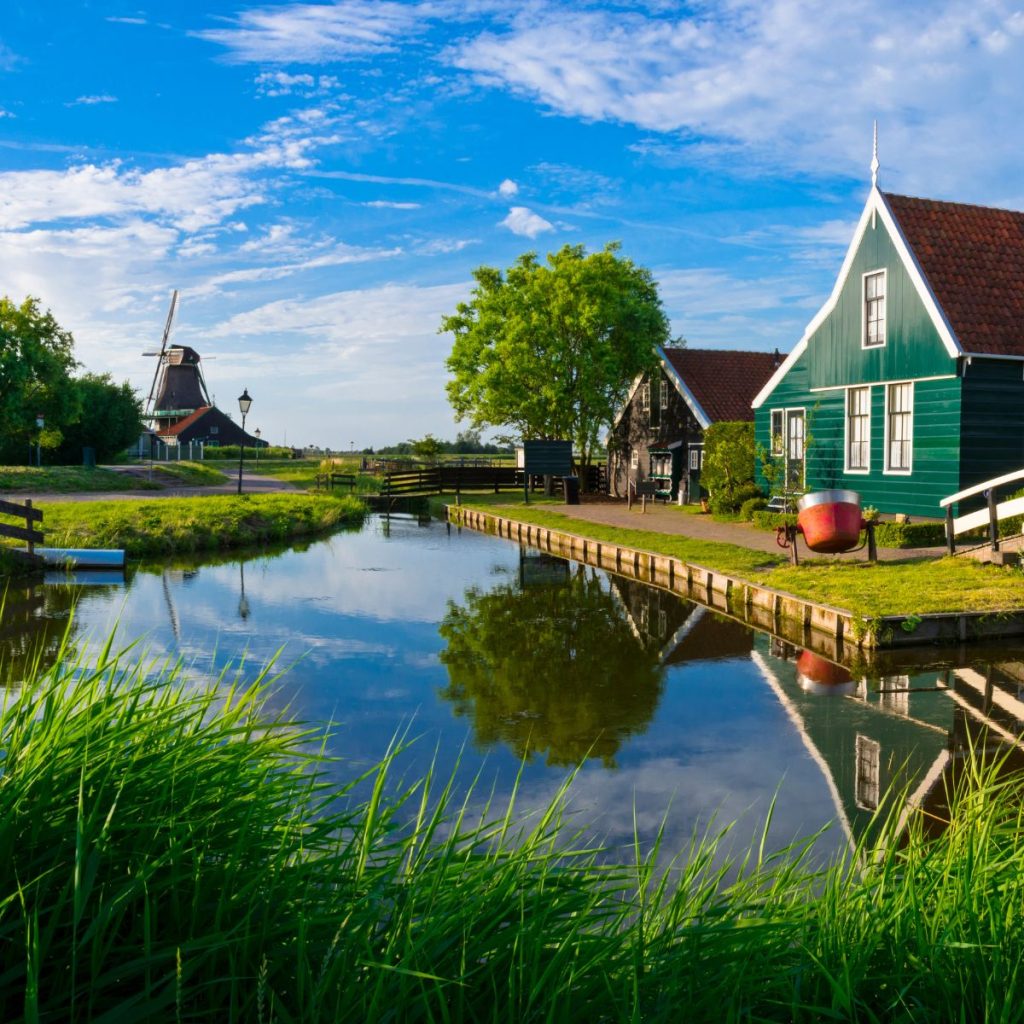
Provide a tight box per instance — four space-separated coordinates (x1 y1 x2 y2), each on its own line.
753 178 1024 517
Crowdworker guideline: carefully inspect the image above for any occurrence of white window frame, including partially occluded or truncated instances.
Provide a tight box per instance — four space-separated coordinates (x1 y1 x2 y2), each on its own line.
659 379 668 412
844 386 871 474
784 407 806 490
884 381 913 475
855 734 881 811
862 268 887 349
630 449 639 470
640 382 650 415
770 409 784 456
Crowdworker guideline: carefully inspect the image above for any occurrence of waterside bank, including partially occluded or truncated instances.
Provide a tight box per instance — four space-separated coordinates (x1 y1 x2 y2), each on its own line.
447 503 1024 650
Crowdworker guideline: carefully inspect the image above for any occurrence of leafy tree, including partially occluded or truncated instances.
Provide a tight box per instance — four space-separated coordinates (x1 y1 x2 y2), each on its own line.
0 297 80 462
701 421 759 514
438 562 665 767
56 374 143 463
442 243 668 486
409 433 443 463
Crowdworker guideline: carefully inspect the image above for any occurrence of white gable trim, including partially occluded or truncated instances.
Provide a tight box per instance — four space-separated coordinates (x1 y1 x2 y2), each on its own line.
752 186 963 410
610 371 647 431
657 345 712 429
610 347 712 431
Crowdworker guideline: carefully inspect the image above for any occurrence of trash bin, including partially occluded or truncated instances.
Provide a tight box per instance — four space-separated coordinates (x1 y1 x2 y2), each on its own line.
82 446 96 468
562 475 580 505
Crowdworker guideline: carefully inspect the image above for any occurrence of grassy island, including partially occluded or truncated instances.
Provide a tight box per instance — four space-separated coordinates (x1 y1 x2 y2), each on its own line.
30 492 366 557
2 640 1023 1021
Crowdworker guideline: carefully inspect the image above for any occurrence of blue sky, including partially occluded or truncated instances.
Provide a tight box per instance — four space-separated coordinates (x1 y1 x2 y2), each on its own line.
2 1 1022 447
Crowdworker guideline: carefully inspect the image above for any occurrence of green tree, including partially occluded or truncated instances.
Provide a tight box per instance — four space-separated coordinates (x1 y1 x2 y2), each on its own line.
0 297 80 462
410 433 443 463
441 243 667 486
56 374 143 463
701 421 759 514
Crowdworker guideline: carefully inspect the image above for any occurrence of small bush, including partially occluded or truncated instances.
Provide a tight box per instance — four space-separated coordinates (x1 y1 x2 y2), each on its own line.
752 510 797 530
739 496 769 521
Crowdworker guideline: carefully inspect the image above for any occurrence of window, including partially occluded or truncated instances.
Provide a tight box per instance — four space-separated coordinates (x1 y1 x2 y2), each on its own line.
209 426 219 435
659 380 668 411
885 382 913 472
855 735 881 811
770 410 784 456
649 378 661 428
864 270 886 348
630 449 639 470
880 675 910 717
640 382 650 414
845 386 870 472
786 410 805 489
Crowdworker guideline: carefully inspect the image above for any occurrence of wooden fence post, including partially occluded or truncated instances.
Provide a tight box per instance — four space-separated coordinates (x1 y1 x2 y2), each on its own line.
946 506 955 555
988 488 1000 552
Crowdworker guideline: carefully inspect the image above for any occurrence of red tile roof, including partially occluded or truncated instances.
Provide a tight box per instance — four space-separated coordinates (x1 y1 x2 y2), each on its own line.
884 192 1024 356
158 405 212 437
662 348 780 423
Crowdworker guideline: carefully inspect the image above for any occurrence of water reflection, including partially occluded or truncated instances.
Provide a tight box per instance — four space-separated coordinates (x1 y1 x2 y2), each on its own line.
4 514 1024 862
439 552 667 767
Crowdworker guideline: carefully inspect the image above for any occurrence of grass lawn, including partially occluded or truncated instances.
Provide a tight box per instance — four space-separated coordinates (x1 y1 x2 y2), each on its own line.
26 492 367 557
0 465 163 492
454 497 1024 620
213 456 382 494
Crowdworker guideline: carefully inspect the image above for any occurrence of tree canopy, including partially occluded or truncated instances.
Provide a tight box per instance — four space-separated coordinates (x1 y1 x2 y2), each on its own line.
0 297 80 462
441 243 668 478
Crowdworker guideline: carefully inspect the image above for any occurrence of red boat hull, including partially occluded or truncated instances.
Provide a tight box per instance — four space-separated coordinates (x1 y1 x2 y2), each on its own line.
796 490 863 553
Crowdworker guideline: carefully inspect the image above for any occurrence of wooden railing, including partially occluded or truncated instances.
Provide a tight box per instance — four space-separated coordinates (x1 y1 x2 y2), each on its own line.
314 472 357 492
0 498 44 560
940 468 1024 555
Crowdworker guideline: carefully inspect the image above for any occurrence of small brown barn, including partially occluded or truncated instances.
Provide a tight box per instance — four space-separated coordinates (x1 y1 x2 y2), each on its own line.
608 346 780 502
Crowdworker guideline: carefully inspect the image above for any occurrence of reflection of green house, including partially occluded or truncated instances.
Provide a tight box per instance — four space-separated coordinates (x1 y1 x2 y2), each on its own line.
752 634 952 844
753 172 1024 516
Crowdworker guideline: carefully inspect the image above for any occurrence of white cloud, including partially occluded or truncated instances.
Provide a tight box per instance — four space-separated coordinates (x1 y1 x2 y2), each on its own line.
363 199 422 209
106 16 147 24
497 177 518 197
414 237 479 255
499 205 553 238
190 241 402 298
67 94 118 107
449 0 1024 196
196 1 426 64
255 70 341 97
0 109 14 120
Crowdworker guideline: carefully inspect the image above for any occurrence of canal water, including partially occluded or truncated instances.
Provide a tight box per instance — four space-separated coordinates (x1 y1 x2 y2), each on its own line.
6 513 1024 865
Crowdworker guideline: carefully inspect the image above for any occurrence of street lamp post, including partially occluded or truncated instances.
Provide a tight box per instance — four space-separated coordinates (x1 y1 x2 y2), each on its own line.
237 388 252 495
254 428 261 468
35 413 44 468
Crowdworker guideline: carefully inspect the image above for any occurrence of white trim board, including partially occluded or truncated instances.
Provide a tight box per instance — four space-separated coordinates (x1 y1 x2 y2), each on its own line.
752 186 962 410
810 373 956 393
656 345 712 429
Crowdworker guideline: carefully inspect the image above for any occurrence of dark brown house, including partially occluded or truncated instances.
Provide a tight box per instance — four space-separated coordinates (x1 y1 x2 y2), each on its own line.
158 405 264 448
608 346 780 501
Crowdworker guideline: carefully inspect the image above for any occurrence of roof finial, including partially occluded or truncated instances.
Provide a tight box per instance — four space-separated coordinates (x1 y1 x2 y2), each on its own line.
870 119 879 188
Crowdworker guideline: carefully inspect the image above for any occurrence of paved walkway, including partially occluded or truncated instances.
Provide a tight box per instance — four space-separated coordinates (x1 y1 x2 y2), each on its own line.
547 499 945 563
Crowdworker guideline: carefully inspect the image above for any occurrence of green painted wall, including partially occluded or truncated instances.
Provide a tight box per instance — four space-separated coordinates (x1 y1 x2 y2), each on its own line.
755 205 963 517
959 359 1024 496
806 214 954 387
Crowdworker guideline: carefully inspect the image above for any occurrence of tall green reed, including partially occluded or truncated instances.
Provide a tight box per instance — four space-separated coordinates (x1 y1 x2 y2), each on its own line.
2 632 1024 1021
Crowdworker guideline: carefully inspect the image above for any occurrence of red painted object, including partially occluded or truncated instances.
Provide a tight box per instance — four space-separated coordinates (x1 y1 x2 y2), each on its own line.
796 489 863 553
795 650 855 695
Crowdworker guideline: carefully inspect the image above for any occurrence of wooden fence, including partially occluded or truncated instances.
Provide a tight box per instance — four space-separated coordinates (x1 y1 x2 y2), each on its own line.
380 463 607 498
0 498 43 560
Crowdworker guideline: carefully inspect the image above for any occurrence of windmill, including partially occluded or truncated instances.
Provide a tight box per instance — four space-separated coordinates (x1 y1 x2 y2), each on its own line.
142 291 213 432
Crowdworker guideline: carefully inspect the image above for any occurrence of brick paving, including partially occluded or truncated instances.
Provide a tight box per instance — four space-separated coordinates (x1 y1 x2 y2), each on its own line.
548 498 945 563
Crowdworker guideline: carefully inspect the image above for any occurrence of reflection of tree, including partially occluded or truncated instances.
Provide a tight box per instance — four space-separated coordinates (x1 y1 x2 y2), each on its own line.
438 564 665 767
0 582 81 682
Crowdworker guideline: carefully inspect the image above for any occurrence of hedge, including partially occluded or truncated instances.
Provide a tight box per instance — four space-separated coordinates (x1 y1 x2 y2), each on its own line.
750 511 946 549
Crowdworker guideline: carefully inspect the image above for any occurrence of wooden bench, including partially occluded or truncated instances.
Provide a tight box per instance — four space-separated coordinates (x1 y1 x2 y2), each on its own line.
315 472 357 492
